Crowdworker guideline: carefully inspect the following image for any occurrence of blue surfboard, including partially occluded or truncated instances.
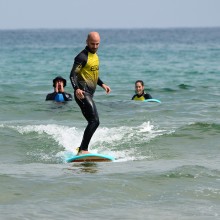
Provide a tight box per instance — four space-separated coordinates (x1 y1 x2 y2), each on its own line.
144 99 161 103
66 153 115 163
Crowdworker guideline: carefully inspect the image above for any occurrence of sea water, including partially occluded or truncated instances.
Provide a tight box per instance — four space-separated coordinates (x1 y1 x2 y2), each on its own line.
0 28 220 219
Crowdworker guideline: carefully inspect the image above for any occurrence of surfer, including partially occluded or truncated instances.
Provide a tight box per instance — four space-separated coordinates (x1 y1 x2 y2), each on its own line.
70 32 111 155
131 80 152 101
46 76 73 102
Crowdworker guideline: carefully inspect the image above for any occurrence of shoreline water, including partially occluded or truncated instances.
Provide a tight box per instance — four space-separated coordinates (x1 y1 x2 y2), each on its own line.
0 28 220 219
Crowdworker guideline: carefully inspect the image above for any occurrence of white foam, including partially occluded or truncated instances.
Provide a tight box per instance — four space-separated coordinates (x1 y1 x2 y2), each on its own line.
12 124 82 153
5 121 169 162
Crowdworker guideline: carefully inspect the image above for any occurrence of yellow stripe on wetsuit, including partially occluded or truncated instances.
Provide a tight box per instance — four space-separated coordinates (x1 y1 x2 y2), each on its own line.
133 95 146 101
78 52 99 92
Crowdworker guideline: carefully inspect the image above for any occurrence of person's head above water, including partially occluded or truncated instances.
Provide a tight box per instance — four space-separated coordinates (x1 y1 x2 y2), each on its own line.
53 76 67 88
135 80 145 96
46 76 72 102
131 80 152 101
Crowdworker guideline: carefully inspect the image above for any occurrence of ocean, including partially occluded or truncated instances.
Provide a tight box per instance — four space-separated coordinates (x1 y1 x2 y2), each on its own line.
0 28 220 219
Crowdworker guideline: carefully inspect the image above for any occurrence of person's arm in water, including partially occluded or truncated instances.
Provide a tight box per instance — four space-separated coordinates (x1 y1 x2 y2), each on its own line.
46 92 56 101
131 95 136 100
63 92 73 101
144 93 152 99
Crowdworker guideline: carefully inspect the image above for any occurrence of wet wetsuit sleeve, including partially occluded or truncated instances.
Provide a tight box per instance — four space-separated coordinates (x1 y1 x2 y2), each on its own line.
144 93 152 99
63 92 73 101
70 63 81 90
131 95 136 100
46 92 57 101
97 77 104 87
69 51 87 91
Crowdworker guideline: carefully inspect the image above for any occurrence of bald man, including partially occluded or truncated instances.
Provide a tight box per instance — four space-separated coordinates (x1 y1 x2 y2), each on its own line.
70 32 111 155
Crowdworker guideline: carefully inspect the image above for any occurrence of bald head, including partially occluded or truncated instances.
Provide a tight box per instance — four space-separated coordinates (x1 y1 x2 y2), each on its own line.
87 32 100 41
86 32 100 53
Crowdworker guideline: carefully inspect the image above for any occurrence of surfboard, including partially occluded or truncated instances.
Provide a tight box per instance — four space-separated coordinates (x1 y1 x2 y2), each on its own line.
66 153 115 163
144 98 161 103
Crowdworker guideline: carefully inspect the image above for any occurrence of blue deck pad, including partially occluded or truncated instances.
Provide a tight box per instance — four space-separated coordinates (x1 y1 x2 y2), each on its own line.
66 153 115 163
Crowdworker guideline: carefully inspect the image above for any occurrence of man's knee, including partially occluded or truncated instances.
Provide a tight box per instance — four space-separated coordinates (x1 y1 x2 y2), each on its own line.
94 118 100 128
90 118 99 128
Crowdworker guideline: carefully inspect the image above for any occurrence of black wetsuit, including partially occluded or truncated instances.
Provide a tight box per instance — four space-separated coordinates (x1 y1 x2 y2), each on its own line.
70 46 104 151
46 92 72 101
132 92 152 101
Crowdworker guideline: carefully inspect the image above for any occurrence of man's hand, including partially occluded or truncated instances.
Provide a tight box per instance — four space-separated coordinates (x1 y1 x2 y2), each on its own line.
55 82 64 93
102 84 111 94
75 88 85 99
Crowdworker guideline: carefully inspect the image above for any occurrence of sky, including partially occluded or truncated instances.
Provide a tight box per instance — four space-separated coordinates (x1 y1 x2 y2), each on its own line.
0 0 220 29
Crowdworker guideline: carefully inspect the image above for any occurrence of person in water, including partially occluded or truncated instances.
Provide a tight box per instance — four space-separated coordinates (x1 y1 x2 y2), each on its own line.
46 76 73 102
70 31 111 155
131 80 152 101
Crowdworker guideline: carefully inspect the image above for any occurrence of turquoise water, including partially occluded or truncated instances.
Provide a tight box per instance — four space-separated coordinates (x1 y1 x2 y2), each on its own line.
0 28 220 219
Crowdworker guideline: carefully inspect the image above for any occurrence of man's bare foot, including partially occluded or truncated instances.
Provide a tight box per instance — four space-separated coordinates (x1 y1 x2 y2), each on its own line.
77 150 91 155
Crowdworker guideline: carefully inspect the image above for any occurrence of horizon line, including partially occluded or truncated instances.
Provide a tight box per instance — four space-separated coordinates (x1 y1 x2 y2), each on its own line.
0 26 220 31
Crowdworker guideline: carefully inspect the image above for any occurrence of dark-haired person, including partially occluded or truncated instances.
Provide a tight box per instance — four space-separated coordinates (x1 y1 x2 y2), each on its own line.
46 76 72 102
131 80 152 101
70 32 111 155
